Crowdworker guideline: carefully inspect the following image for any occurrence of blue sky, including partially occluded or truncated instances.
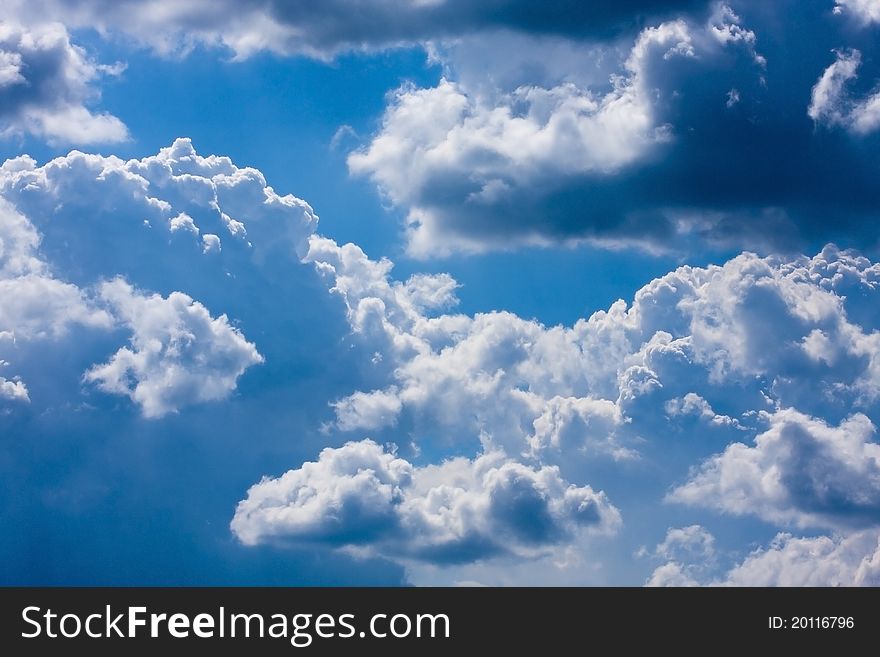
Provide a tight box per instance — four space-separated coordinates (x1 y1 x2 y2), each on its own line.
2 0 880 586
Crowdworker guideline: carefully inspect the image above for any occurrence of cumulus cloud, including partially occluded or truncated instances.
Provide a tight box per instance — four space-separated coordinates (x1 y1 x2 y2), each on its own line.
0 137 318 272
834 0 880 24
669 409 880 530
646 562 700 586
722 530 880 586
278 236 880 576
84 279 264 419
643 524 715 586
0 375 29 402
6 135 880 578
0 21 127 143
654 524 716 561
0 196 113 399
808 49 880 135
349 19 707 256
342 2 880 257
308 237 880 471
0 139 315 415
665 393 744 429
231 438 620 562
648 527 880 586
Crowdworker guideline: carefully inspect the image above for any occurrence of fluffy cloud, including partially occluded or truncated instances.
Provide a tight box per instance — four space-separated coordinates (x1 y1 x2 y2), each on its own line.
6 0 704 58
653 524 716 561
348 19 711 256
231 438 620 562
665 393 743 429
723 531 880 586
0 375 29 402
84 279 264 418
0 138 318 274
283 236 880 577
808 49 880 135
344 2 880 257
309 237 880 470
0 21 127 143
9 2 880 260
669 409 880 530
648 528 880 586
345 6 790 256
6 136 880 579
643 525 715 586
645 562 700 586
834 0 880 24
0 196 113 399
0 139 315 415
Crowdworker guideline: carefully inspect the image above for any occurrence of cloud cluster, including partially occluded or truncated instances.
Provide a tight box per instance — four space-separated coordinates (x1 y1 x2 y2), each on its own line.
308 237 880 472
1 137 318 272
344 2 880 257
4 133 880 579
84 279 264 418
0 21 126 143
0 375 29 402
217 230 880 575
231 438 620 562
0 139 317 416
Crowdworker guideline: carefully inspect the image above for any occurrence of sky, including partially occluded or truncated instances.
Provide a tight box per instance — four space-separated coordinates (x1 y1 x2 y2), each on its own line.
1 0 880 586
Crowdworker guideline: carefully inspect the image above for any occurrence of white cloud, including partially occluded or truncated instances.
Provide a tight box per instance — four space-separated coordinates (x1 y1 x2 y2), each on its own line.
646 562 700 586
5 135 880 579
808 49 880 135
643 524 715 586
669 409 880 530
349 21 697 257
231 438 620 562
347 10 770 256
0 375 29 402
648 528 880 586
834 0 880 24
0 140 315 414
708 3 765 67
309 238 880 474
333 388 403 432
0 21 127 144
0 196 113 400
0 273 110 341
0 137 318 268
654 524 716 561
722 531 880 586
83 278 264 419
292 237 880 578
665 393 744 428
202 233 221 254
